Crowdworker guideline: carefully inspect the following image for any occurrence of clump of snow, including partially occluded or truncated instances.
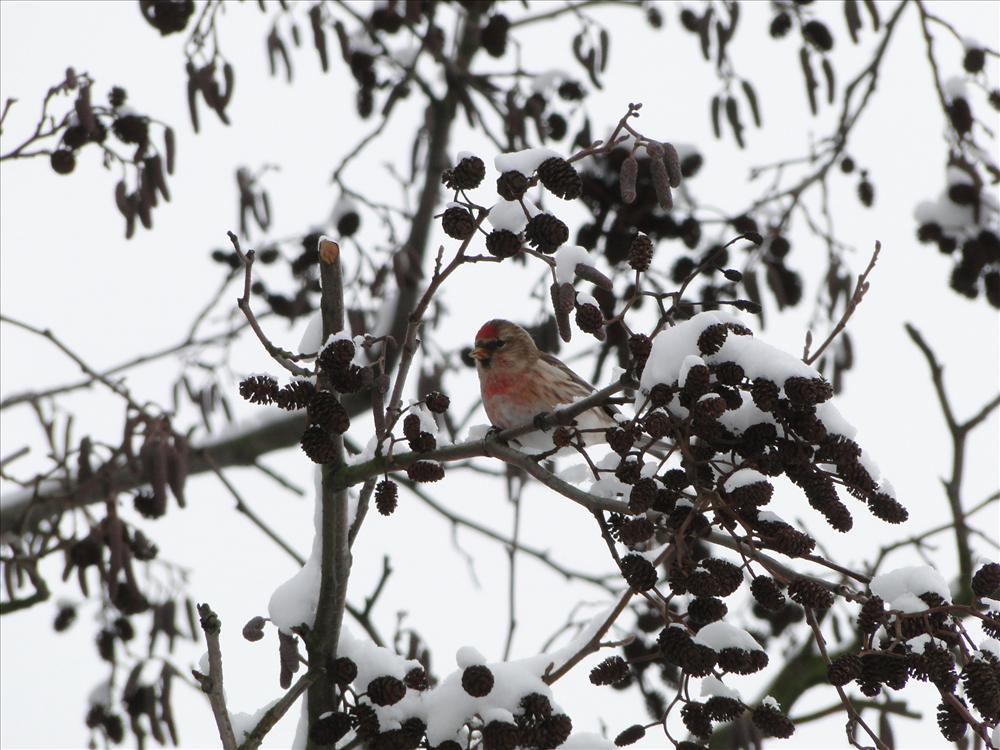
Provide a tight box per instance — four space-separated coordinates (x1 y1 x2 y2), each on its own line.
269 471 360 630
692 622 763 653
907 634 945 655
456 646 487 668
701 675 742 701
678 354 706 386
467 424 492 441
870 565 951 611
575 291 599 309
229 702 275 744
488 198 539 233
762 695 781 710
979 639 1000 660
331 194 359 222
555 245 595 284
198 651 211 674
299 313 325 354
564 734 614 749
557 463 595 484
88 680 112 707
494 147 561 175
723 468 769 493
757 510 787 525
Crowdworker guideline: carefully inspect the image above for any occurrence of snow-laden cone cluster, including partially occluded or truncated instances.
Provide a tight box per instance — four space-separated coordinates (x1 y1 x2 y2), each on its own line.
549 311 993 746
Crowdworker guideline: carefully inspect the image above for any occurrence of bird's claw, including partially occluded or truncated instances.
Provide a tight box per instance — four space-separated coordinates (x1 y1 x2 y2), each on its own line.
533 411 553 431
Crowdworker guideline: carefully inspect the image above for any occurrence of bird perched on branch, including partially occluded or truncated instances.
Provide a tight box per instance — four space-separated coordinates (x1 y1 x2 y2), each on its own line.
471 319 618 447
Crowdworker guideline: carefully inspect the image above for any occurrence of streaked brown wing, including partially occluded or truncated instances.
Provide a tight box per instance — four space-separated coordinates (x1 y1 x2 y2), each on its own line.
537 351 621 420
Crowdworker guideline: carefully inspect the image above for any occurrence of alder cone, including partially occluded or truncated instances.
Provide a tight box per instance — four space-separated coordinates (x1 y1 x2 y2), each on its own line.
752 704 795 738
461 664 494 697
788 578 834 610
972 562 1000 598
442 206 476 240
537 157 582 199
590 656 629 685
442 155 485 190
620 554 657 591
367 675 406 706
496 170 528 200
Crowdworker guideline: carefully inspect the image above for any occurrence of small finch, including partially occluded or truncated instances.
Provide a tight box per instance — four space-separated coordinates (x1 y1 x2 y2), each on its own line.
471 319 617 446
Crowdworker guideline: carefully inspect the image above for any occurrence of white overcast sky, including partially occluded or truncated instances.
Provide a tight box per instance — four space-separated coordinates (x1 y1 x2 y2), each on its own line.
1 1 998 748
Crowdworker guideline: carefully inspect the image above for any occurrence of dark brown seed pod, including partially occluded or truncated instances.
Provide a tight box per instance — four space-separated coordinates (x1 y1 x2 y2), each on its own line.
442 206 476 240
310 712 352 745
618 517 655 547
827 654 862 686
628 333 652 364
752 702 795 739
486 229 521 259
496 170 528 201
700 558 743 597
461 664 494 697
705 696 744 722
857 595 884 633
319 338 356 372
425 391 450 413
482 720 520 750
937 698 968 742
375 479 398 516
972 562 1000 598
783 376 833 405
620 554 658 591
867 493 908 524
328 656 358 685
590 656 629 685
628 234 653 272
276 380 316 410
367 675 406 706
681 702 712 737
536 157 582 200
525 213 569 254
788 578 834 610
628 477 657 513
688 596 727 624
300 424 337 463
308 391 350 433
697 324 729 356
404 667 429 691
619 154 638 204
406 460 444 483
750 378 780 412
575 302 605 339
442 155 486 190
239 374 279 405
402 413 422 441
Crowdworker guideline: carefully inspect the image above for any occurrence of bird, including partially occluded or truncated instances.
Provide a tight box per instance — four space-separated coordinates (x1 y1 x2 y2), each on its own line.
470 319 618 447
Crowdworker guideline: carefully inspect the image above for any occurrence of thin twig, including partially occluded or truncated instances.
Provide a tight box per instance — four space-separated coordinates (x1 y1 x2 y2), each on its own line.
805 241 880 365
195 604 238 750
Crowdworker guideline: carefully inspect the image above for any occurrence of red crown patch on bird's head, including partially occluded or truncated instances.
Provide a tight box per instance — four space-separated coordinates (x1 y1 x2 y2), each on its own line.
476 321 499 342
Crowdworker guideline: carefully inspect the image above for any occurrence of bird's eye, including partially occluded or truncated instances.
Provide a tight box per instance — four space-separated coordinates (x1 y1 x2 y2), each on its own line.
496 340 506 348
